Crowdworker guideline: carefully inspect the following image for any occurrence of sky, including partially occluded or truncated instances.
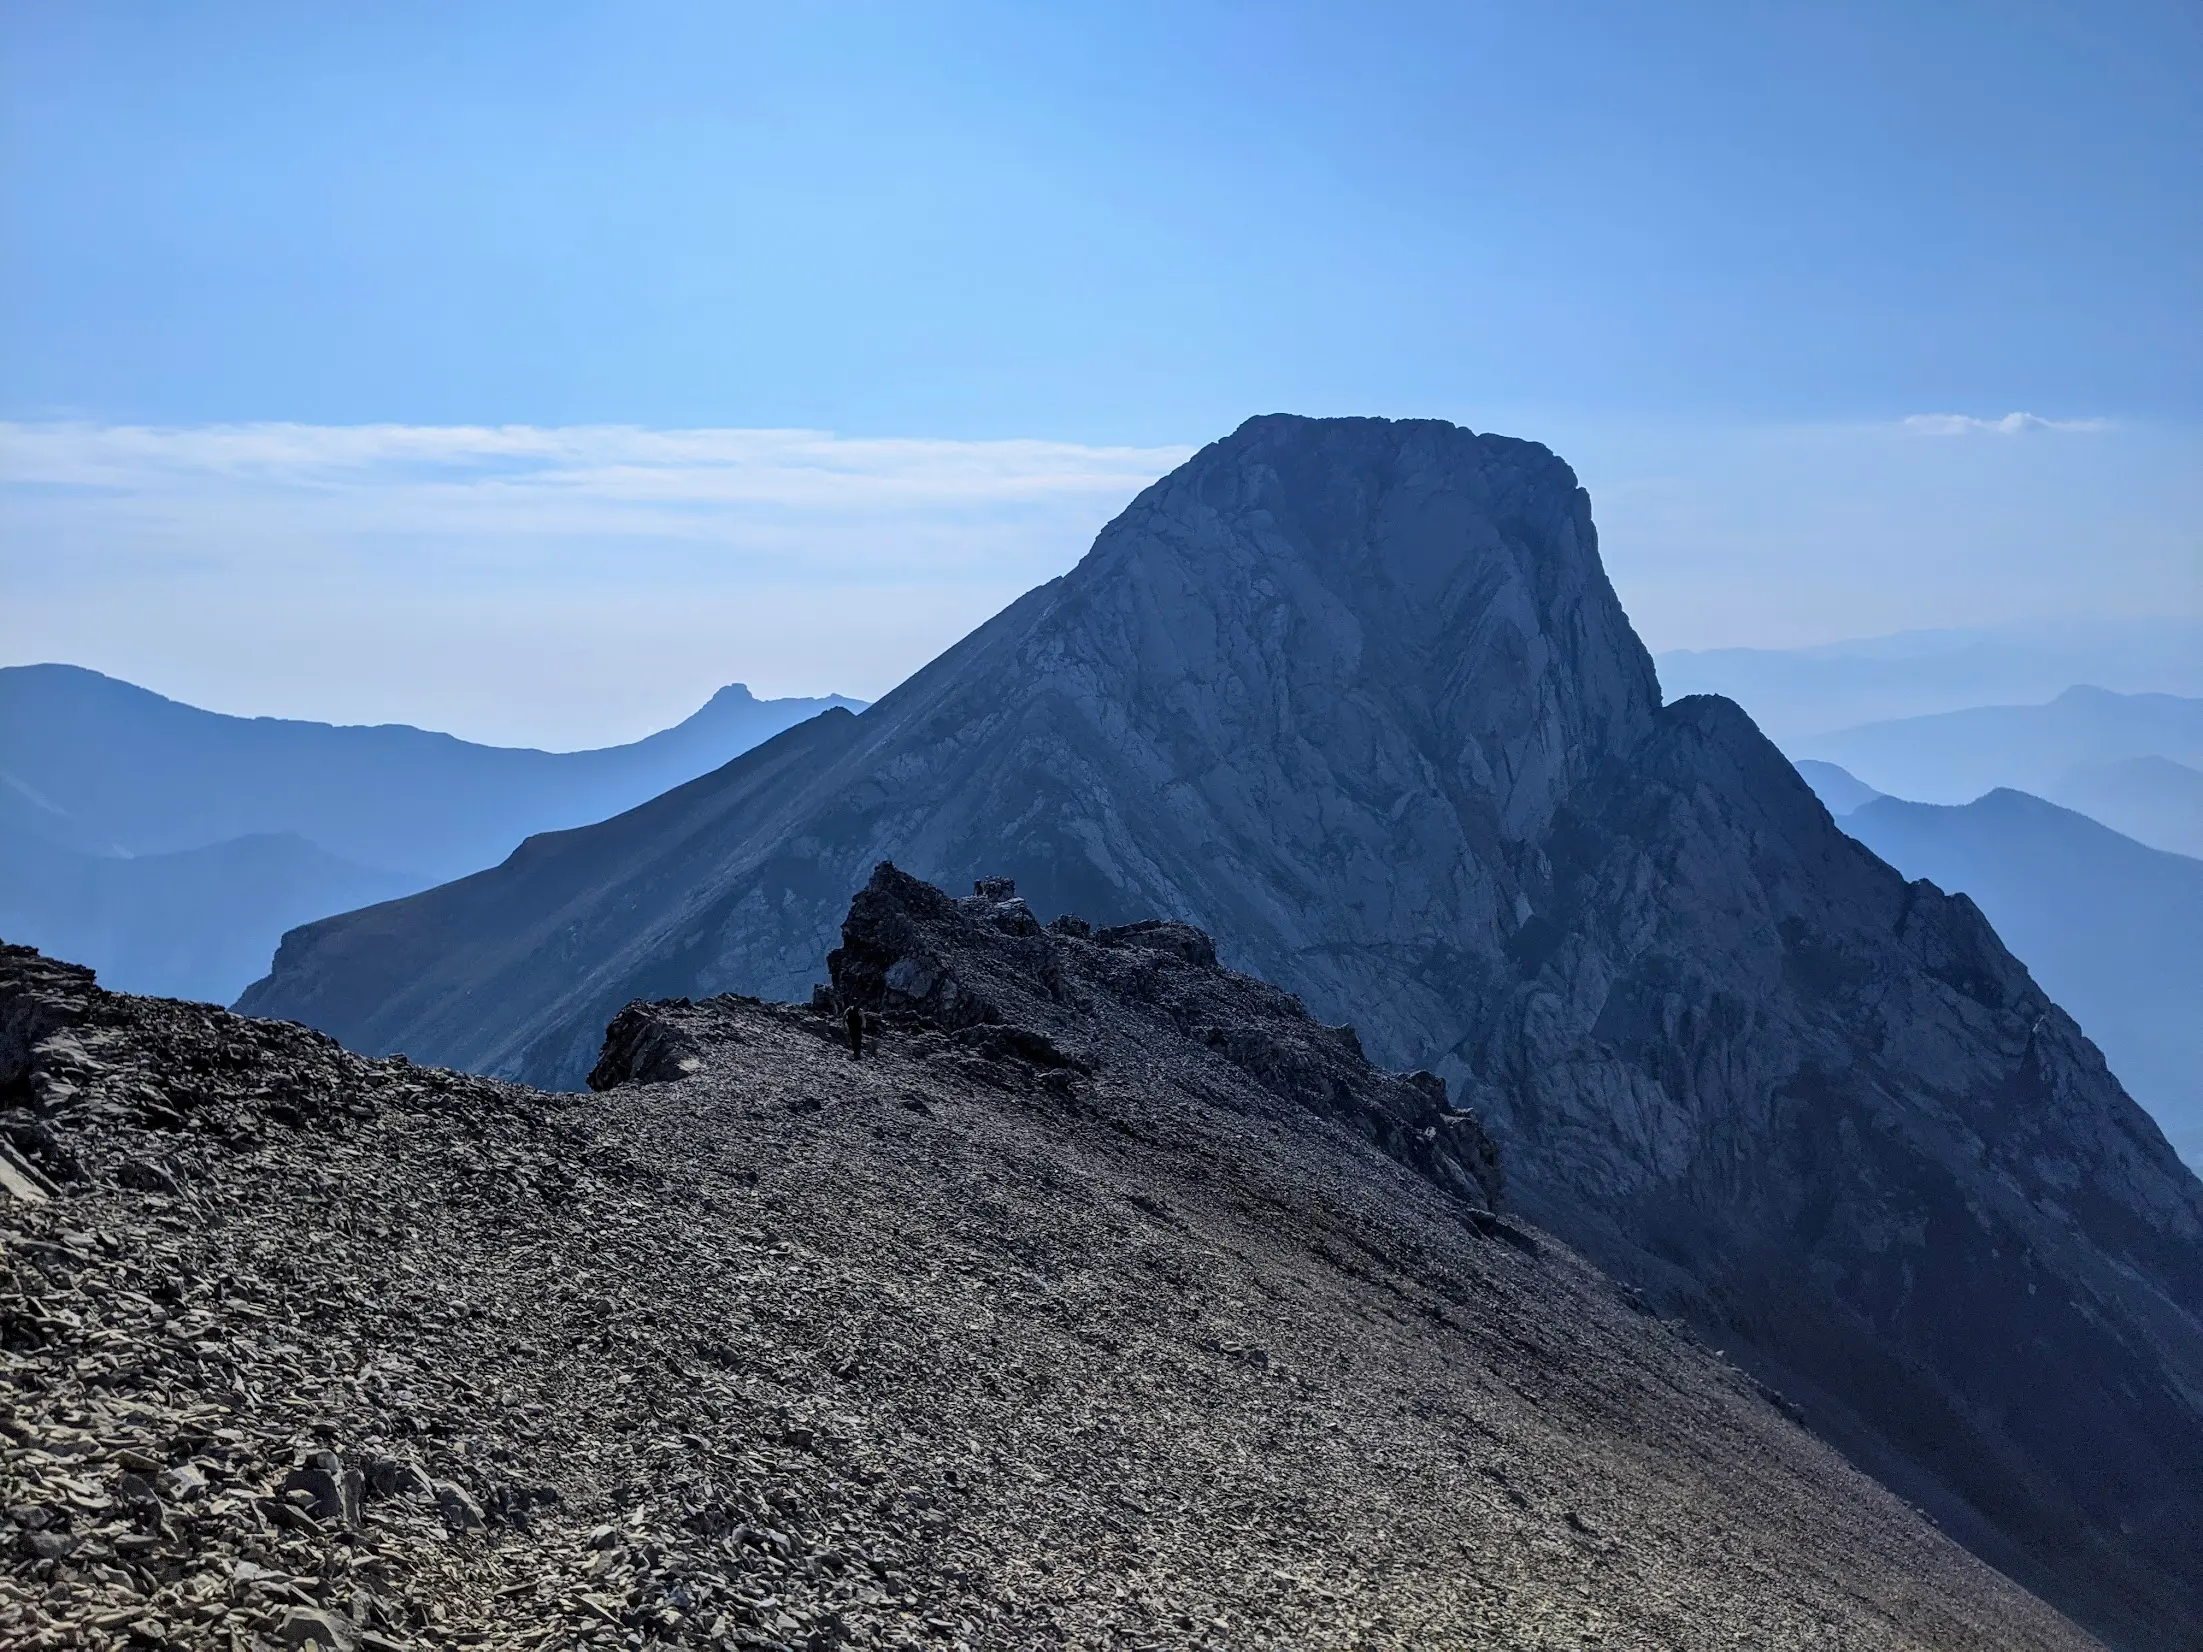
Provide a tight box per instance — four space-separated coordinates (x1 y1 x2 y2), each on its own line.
3 1 2198 747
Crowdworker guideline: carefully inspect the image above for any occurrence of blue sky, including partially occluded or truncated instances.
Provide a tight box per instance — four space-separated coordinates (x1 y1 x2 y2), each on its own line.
3 2 2198 744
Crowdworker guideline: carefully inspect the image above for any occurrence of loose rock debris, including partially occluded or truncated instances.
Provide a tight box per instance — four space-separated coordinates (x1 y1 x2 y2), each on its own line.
1 871 2100 1650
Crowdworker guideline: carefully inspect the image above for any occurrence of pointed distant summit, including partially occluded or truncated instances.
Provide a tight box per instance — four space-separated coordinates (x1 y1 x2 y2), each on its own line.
243 415 2203 1646
246 414 1665 1073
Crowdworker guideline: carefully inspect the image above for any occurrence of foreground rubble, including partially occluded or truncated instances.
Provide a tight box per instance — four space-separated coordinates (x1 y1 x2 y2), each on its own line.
2 870 2098 1651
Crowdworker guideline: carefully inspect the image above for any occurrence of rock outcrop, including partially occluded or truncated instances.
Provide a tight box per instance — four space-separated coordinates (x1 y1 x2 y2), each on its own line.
2 924 2103 1650
238 414 2203 1647
799 863 1506 1215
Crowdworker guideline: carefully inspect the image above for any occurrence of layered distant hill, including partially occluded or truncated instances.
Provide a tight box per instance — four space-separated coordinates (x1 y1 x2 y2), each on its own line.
1800 764 2203 1170
242 414 2203 1646
1657 617 2203 745
2052 753 2203 859
1795 685 2203 857
0 665 862 1002
1792 758 1882 815
0 664 866 877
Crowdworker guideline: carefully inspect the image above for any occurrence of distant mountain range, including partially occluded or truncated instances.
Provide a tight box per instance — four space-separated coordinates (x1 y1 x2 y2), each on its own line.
2050 754 2203 860
1792 758 1881 815
0 664 867 876
1795 685 2203 857
1799 762 2203 1169
1657 616 2203 743
237 414 2203 1645
0 665 863 1002
0 830 417 1006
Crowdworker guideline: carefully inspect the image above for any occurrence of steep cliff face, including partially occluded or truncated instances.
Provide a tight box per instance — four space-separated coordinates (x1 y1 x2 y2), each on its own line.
240 414 2203 1647
1481 695 2203 1644
244 416 1658 1088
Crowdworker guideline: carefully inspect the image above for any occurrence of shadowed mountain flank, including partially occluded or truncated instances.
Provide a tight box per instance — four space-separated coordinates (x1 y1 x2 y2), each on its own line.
0 829 417 1006
1 884 2103 1650
1837 787 2203 1169
241 415 2203 1647
0 664 865 882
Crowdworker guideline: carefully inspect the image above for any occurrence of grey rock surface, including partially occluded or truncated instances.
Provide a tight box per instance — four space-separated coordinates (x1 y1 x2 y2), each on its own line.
810 863 1506 1215
1 922 2102 1650
238 414 2203 1647
242 415 1655 1091
1836 785 2203 1168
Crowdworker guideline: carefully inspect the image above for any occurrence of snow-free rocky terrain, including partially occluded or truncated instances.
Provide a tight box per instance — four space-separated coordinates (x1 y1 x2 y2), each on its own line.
3 871 2098 1651
245 415 2203 1647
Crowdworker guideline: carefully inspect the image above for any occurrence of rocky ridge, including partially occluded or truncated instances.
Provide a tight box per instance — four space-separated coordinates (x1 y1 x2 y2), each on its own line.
236 415 2203 1646
2 873 2103 1652
809 866 1504 1216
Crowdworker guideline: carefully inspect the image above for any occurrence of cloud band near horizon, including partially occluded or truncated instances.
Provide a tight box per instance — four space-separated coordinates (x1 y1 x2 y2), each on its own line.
3 415 2194 750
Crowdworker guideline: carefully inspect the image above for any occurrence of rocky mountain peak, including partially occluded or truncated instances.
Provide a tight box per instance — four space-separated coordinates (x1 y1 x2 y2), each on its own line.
1048 414 1661 847
238 414 2203 1646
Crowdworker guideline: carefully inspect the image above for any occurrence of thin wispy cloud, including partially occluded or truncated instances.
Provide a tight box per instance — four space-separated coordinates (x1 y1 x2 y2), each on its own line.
0 422 1191 554
1 419 1196 610
5 416 2193 748
0 421 1191 745
1899 412 2112 437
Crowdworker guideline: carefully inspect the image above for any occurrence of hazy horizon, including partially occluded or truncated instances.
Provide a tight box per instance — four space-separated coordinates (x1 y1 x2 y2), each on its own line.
6 411 2196 748
5 2 2197 747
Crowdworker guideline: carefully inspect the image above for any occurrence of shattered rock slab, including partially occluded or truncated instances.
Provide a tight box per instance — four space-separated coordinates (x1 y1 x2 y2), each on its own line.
1 925 2097 1651
813 865 1506 1214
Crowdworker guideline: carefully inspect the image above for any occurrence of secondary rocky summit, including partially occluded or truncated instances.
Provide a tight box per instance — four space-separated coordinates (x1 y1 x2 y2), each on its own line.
2 879 2099 1652
798 864 1504 1214
239 415 2203 1646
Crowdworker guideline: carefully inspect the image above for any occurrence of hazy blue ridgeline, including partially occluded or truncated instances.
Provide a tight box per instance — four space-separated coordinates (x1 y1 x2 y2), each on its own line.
1784 684 2203 859
1799 765 2203 1170
1654 616 2203 745
0 664 864 1004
